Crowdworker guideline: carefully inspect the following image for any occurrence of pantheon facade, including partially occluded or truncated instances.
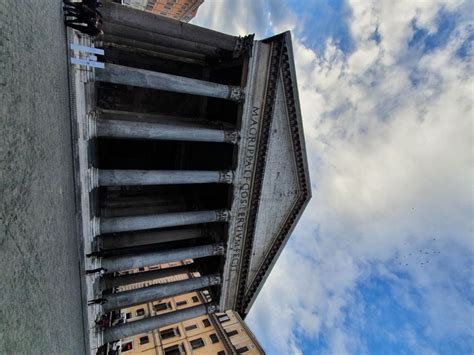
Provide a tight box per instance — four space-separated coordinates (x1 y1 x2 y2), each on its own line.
68 1 311 351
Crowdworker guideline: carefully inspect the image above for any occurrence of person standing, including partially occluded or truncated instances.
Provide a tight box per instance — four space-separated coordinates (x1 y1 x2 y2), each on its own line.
63 0 103 37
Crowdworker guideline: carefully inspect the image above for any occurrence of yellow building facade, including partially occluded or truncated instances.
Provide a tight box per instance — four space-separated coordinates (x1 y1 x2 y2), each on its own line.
115 262 264 354
121 0 204 22
147 0 204 22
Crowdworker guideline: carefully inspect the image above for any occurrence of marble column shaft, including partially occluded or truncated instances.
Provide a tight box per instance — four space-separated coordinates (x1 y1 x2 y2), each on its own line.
101 243 225 273
93 118 238 143
103 303 218 344
96 169 234 187
99 210 230 234
96 63 243 101
102 1 237 51
100 228 203 250
102 274 221 312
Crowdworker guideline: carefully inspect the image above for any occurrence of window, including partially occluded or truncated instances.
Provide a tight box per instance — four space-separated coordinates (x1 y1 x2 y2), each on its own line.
136 308 145 317
209 333 219 343
154 302 171 312
190 338 205 349
202 318 211 327
160 327 180 340
184 324 197 331
218 314 230 323
226 330 238 337
125 312 132 319
237 347 249 354
176 300 187 307
138 267 145 272
192 296 199 303
217 352 226 355
121 342 133 352
164 343 186 355
139 336 149 345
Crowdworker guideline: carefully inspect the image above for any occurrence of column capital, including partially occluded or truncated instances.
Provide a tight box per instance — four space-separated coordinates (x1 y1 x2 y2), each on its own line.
206 303 220 314
218 170 234 184
208 274 222 286
212 243 226 256
233 34 255 58
229 86 245 102
223 130 240 144
215 210 231 222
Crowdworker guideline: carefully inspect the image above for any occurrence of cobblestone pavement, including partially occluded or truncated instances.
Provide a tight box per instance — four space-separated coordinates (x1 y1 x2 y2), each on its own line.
0 0 86 353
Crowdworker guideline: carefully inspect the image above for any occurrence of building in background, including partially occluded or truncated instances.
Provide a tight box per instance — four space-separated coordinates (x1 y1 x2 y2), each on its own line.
121 0 204 22
113 262 264 354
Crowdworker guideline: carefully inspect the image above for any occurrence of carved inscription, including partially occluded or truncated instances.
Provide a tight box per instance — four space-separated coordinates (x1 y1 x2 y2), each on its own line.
230 106 260 272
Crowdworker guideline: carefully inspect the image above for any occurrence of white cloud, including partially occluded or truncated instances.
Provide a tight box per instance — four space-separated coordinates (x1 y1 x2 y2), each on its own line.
192 0 296 38
194 1 474 353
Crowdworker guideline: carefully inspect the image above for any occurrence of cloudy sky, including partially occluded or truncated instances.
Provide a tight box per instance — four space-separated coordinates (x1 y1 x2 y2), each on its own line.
193 1 473 353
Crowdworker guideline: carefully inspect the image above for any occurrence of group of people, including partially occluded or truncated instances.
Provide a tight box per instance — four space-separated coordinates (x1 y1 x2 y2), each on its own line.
63 0 104 37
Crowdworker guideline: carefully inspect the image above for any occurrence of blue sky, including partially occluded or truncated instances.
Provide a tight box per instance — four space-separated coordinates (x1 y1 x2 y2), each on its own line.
193 1 474 354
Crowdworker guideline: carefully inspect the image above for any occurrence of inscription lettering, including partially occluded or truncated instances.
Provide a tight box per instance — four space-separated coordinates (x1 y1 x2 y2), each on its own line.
230 106 260 272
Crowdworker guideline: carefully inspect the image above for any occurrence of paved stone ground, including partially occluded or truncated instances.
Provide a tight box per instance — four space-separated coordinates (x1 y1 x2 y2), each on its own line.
0 0 86 353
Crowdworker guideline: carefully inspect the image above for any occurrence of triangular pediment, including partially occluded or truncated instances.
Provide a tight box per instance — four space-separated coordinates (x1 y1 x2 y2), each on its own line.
221 32 311 316
245 79 301 290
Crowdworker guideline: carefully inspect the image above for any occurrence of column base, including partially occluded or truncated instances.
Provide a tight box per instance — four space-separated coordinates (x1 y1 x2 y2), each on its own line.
88 168 99 191
90 216 101 237
85 110 98 140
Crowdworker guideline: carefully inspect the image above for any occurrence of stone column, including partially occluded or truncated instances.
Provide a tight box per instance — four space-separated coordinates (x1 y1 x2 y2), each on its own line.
99 210 231 235
100 264 194 290
100 228 204 250
102 243 225 273
103 303 219 344
101 34 207 61
102 274 221 312
96 64 245 101
91 169 234 188
102 1 237 52
88 117 239 143
100 40 205 66
102 23 217 57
